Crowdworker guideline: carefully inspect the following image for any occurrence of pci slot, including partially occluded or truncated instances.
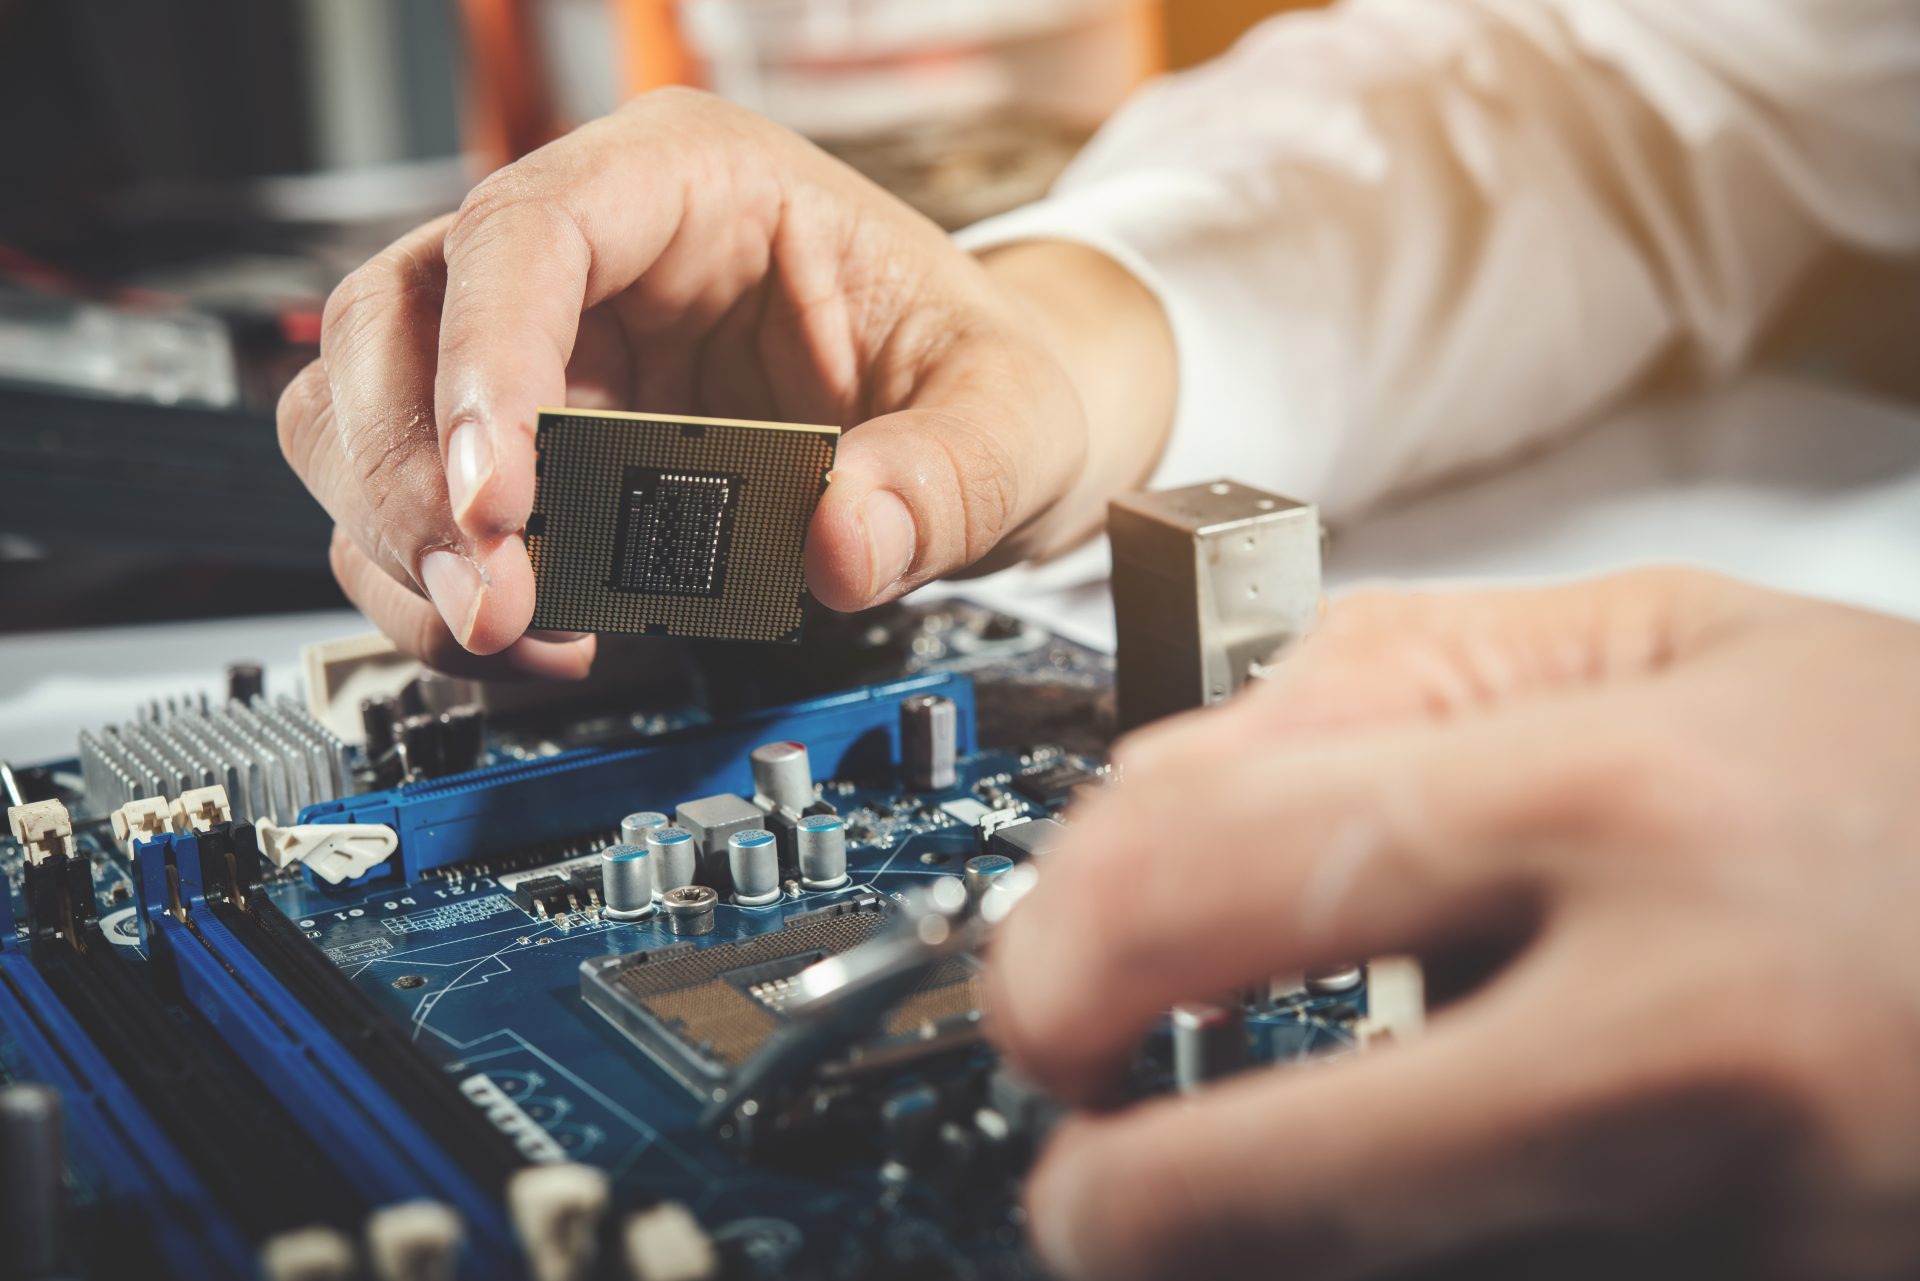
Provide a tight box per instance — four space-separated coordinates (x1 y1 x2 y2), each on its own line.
19 850 366 1247
302 669 978 879
137 830 521 1281
0 945 255 1279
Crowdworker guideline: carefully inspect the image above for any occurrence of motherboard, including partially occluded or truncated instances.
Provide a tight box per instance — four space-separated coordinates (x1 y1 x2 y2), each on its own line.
0 595 1387 1281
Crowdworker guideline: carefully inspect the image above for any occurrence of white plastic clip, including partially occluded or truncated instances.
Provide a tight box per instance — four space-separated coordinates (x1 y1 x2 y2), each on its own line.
110 796 173 853
254 819 399 885
171 784 233 833
7 799 75 866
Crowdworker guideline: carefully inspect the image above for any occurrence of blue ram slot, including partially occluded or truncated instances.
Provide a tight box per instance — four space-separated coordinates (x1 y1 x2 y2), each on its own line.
0 947 255 1280
302 670 977 881
137 831 519 1281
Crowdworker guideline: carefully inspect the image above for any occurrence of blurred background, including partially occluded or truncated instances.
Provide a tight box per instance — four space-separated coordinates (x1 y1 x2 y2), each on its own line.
0 0 1312 632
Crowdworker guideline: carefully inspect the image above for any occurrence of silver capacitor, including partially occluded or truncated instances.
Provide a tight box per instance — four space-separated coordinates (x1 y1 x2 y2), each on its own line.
795 813 849 890
646 825 699 895
964 853 1014 900
1171 1001 1248 1094
900 694 958 790
620 810 669 849
728 829 781 906
600 843 654 921
749 741 814 817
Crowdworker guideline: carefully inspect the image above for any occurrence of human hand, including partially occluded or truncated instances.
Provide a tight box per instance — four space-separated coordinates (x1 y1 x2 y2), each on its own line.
988 569 1920 1281
277 89 1173 677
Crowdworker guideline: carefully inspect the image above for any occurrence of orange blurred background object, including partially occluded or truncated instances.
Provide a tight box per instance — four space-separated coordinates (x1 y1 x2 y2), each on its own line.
461 0 1321 223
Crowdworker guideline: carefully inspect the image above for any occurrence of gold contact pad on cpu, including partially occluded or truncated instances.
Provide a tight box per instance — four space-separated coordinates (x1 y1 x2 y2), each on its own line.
525 408 839 643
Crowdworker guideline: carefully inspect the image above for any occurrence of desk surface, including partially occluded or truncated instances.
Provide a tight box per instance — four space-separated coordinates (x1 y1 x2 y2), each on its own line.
6 373 1918 764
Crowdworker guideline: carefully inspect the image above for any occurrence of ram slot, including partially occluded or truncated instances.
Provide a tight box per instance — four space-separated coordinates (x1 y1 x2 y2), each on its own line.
138 832 520 1281
0 950 255 1280
20 856 366 1246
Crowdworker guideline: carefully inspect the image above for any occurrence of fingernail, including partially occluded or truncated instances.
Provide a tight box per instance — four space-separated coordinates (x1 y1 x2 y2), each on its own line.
419 549 486 648
862 490 917 600
445 419 495 526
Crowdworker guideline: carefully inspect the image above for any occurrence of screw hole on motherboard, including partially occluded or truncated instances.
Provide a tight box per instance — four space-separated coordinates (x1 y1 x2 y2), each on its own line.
392 975 428 990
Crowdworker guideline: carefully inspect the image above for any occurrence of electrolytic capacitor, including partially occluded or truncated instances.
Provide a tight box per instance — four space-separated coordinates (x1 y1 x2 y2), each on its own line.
0 1083 65 1279
360 695 400 757
600 843 654 921
646 826 698 895
400 713 441 775
964 853 1014 900
437 704 485 774
728 829 781 906
749 741 814 817
1171 1002 1248 1094
900 694 958 791
663 884 717 936
795 813 849 890
225 661 264 706
621 811 669 849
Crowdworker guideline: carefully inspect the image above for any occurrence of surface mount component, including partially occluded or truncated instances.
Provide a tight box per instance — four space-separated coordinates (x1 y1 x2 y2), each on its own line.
525 408 839 642
1108 478 1321 730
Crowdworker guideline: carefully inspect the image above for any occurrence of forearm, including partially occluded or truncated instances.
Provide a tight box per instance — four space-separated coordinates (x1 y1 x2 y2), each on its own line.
960 0 1920 523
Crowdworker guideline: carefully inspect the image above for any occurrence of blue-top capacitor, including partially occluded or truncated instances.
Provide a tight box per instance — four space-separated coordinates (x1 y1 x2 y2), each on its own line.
728 829 782 906
646 825 698 895
796 813 849 890
964 853 1015 900
600 843 654 921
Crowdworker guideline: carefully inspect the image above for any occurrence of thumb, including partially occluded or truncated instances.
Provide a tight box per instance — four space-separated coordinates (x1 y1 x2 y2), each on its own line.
806 356 1084 611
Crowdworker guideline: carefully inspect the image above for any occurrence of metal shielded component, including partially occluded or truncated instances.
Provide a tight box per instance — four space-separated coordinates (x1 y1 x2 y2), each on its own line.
524 408 839 643
1108 479 1321 731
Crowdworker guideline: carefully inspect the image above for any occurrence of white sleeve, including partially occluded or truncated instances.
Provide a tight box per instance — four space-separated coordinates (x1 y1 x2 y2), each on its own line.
957 0 1920 521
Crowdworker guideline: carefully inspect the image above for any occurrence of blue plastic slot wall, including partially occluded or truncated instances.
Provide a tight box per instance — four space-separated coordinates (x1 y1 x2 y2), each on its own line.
301 670 977 882
136 831 518 1281
0 947 255 1279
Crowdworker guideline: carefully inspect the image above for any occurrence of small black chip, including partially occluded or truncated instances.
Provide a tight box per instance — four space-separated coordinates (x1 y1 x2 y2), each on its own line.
527 409 839 643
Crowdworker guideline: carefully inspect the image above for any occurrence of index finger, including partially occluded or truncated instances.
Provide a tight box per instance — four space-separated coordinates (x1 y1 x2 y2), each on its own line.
432 92 779 539
984 693 1655 1101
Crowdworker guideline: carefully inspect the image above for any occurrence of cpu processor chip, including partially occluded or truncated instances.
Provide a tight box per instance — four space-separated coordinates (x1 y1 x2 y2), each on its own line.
525 409 839 642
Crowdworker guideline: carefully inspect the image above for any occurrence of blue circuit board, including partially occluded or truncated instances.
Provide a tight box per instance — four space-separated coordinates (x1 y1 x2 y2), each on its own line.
0 603 1368 1281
